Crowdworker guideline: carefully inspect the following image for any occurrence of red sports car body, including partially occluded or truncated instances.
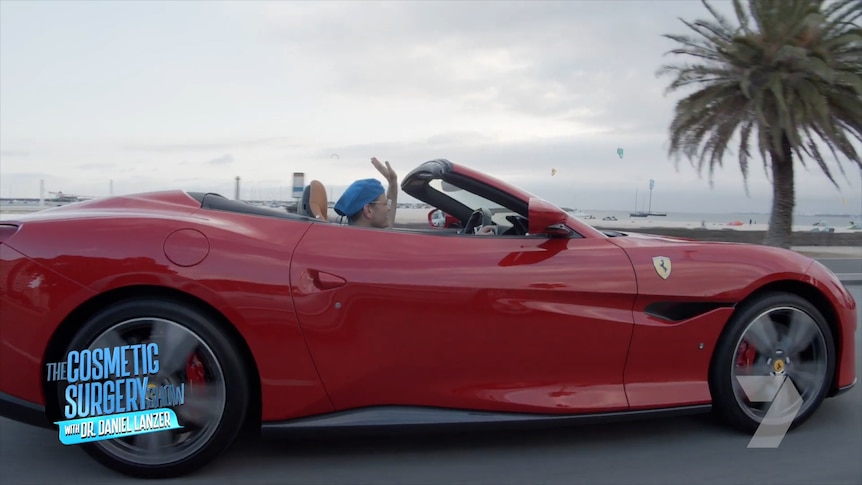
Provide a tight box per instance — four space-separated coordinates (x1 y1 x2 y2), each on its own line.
0 159 856 478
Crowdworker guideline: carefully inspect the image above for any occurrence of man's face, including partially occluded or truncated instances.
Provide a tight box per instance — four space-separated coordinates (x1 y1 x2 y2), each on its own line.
366 193 390 228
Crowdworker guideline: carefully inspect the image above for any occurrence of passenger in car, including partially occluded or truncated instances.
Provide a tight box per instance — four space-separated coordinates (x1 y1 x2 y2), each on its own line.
335 157 495 234
334 157 399 229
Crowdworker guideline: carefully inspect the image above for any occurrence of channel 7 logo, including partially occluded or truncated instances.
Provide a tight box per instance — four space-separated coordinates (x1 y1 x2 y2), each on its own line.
736 375 803 448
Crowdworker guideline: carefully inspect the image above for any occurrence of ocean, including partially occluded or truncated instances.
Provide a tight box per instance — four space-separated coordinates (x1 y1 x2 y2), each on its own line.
575 209 862 227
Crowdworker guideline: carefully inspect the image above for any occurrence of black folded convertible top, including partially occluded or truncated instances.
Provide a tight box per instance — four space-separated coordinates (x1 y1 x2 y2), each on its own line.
188 192 318 222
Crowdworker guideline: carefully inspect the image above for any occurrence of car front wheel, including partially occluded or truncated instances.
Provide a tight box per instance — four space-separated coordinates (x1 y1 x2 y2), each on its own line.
709 291 835 434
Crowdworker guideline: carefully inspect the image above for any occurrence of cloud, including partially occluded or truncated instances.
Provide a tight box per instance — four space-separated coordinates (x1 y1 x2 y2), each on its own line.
249 1 724 134
1 1 857 216
206 154 234 165
77 163 118 171
124 137 296 153
0 150 29 157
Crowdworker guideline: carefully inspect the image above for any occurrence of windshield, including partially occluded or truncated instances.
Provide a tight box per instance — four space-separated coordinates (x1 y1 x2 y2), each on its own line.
428 179 516 225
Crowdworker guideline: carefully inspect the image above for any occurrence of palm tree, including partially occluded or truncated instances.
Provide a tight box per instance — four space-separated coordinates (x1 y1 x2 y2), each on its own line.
659 0 862 248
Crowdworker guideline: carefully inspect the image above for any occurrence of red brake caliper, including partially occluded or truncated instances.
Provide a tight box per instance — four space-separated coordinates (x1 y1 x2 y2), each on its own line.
186 353 206 388
735 341 756 367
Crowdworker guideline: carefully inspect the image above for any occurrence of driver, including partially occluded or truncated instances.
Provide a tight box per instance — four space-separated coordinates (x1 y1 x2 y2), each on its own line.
335 157 495 234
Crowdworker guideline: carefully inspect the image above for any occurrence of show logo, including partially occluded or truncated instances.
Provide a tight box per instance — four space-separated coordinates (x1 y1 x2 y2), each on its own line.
737 375 802 448
46 343 185 445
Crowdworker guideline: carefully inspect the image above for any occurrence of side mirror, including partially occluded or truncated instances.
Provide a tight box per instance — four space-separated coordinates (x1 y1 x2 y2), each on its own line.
428 209 460 229
429 209 446 228
527 198 572 237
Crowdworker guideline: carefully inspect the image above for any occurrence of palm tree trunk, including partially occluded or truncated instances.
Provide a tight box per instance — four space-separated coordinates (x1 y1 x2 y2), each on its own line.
763 135 795 248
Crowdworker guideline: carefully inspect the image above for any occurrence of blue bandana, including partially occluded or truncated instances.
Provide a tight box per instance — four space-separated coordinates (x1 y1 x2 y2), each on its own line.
334 179 385 217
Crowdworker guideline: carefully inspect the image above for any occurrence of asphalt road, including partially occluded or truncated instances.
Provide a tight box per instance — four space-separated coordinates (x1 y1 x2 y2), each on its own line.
1 282 860 485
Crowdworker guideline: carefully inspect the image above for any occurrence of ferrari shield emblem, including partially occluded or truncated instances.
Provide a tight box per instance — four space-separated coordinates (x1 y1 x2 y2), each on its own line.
652 256 672 280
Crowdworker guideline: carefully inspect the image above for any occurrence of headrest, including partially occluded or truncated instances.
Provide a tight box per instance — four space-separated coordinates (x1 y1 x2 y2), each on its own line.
307 180 328 220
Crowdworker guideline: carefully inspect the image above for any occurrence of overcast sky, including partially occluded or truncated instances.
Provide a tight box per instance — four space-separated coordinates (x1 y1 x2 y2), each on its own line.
1 0 860 215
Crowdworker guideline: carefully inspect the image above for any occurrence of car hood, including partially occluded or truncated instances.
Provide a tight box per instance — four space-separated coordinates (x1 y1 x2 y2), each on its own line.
607 231 816 301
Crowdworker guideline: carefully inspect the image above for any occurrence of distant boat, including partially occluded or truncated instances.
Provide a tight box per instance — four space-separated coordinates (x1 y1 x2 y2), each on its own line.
630 179 667 218
565 208 595 219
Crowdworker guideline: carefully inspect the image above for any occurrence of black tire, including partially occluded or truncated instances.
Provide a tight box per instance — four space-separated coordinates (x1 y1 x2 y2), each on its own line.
709 291 835 434
56 298 248 478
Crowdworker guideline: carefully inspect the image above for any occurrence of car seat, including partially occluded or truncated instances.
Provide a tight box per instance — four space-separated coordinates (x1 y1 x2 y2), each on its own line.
299 180 329 221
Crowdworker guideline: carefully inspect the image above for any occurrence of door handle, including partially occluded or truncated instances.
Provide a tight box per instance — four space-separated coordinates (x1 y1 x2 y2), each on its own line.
309 269 346 290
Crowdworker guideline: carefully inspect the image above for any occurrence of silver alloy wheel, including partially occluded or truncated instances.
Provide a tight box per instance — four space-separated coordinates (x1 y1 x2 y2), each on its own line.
730 306 829 423
84 317 227 466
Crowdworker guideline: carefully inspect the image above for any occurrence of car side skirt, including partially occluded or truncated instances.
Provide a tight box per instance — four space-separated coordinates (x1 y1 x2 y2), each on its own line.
260 404 712 433
0 391 52 429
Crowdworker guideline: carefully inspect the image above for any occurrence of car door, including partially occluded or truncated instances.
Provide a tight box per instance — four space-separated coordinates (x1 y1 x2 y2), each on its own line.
290 223 637 414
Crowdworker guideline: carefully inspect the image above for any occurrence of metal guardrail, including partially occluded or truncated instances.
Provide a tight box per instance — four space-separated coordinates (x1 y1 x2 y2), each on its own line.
837 273 862 284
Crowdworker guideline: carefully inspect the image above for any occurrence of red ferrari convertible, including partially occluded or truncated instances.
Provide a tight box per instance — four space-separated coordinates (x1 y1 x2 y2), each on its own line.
0 159 856 478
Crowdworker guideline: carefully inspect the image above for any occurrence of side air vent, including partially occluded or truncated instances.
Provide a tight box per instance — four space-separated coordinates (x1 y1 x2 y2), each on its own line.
644 301 734 322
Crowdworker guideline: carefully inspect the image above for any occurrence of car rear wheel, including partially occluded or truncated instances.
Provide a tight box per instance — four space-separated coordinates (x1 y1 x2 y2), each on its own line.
55 298 248 478
709 291 835 434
